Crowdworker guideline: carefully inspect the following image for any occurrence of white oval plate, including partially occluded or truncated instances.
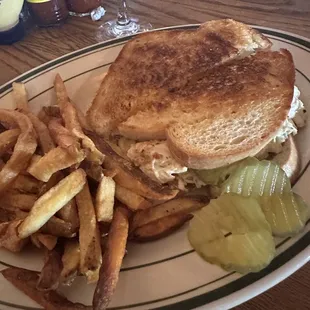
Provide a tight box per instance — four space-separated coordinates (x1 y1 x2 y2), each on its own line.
0 25 309 310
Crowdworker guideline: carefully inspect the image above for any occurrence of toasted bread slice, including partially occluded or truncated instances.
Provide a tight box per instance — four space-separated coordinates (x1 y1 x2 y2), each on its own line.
86 131 178 200
166 49 295 169
87 19 271 136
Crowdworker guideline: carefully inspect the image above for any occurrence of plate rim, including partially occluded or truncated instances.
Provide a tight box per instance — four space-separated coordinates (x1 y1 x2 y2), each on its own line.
0 24 310 310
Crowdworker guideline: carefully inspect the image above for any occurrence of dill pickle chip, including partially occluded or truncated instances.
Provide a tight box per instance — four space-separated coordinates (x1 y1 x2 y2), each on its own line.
195 158 257 186
259 193 310 237
221 159 291 197
188 193 275 274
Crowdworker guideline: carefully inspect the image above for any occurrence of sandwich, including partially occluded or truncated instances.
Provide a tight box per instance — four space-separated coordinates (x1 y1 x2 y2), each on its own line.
87 19 307 194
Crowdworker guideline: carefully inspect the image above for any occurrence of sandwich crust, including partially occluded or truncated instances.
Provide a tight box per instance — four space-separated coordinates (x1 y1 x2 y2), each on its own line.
87 19 271 137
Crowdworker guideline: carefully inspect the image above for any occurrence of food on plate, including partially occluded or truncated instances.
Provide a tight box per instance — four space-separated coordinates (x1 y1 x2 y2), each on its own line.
188 194 275 273
30 233 58 250
18 169 86 238
0 128 20 156
28 146 86 182
260 193 310 237
93 206 130 310
130 197 205 233
221 157 291 197
115 183 152 211
76 181 102 283
0 18 308 310
131 213 193 242
96 175 115 222
37 246 63 291
0 110 37 193
60 239 80 284
54 74 105 164
1 267 92 310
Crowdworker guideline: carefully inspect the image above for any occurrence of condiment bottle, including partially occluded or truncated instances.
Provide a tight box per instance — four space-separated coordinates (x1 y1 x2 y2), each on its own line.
26 0 69 27
66 0 102 17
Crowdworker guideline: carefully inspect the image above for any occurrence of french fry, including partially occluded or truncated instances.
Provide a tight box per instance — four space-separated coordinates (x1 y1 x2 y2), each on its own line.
54 74 104 165
0 110 37 193
2 191 37 211
93 206 130 310
48 118 81 157
12 82 30 112
76 181 102 283
1 267 91 310
0 207 27 222
81 161 104 182
18 169 86 238
60 239 80 284
130 198 205 233
31 233 58 250
12 174 41 194
130 213 192 242
115 184 152 211
37 246 63 291
87 131 178 200
27 113 55 154
41 216 76 238
28 146 86 182
57 198 79 231
12 82 55 154
43 105 62 118
0 128 20 156
0 220 28 252
96 176 115 222
37 108 51 126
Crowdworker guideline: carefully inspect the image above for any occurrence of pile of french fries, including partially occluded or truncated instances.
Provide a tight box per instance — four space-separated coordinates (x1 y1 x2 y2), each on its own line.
0 75 206 310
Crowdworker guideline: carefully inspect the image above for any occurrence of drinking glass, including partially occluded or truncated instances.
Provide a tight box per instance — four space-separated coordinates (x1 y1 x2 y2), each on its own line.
96 0 152 40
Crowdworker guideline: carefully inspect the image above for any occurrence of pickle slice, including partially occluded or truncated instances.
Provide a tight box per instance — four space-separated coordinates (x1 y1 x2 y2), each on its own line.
188 193 275 273
221 159 291 197
259 193 310 237
195 158 257 186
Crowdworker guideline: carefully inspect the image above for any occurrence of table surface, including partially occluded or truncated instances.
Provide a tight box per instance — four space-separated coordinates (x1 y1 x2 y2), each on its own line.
1 0 310 309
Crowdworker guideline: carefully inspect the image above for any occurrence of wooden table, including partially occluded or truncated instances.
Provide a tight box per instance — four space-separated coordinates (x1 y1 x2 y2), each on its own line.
0 0 309 309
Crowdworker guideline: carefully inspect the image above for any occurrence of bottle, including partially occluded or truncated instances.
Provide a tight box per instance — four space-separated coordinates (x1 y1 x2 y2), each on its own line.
66 0 102 17
26 0 69 27
0 0 25 44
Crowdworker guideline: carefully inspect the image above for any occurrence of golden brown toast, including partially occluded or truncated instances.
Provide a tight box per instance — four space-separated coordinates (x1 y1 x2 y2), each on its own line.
87 19 271 137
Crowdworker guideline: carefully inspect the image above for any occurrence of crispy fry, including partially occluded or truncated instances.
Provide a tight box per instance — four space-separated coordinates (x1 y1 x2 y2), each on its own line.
37 108 51 126
57 198 79 231
76 181 102 283
0 128 20 156
18 169 86 238
93 206 129 310
96 176 115 222
48 118 81 157
41 216 76 238
31 233 58 250
12 174 41 194
81 161 104 182
130 198 205 233
54 74 104 165
12 83 55 154
87 131 178 200
39 170 63 195
130 213 192 242
0 110 37 193
0 220 28 252
60 239 80 283
44 105 62 118
2 191 37 211
12 82 30 112
27 113 55 154
115 184 152 211
1 267 91 310
37 246 63 291
28 146 86 182
0 207 27 223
